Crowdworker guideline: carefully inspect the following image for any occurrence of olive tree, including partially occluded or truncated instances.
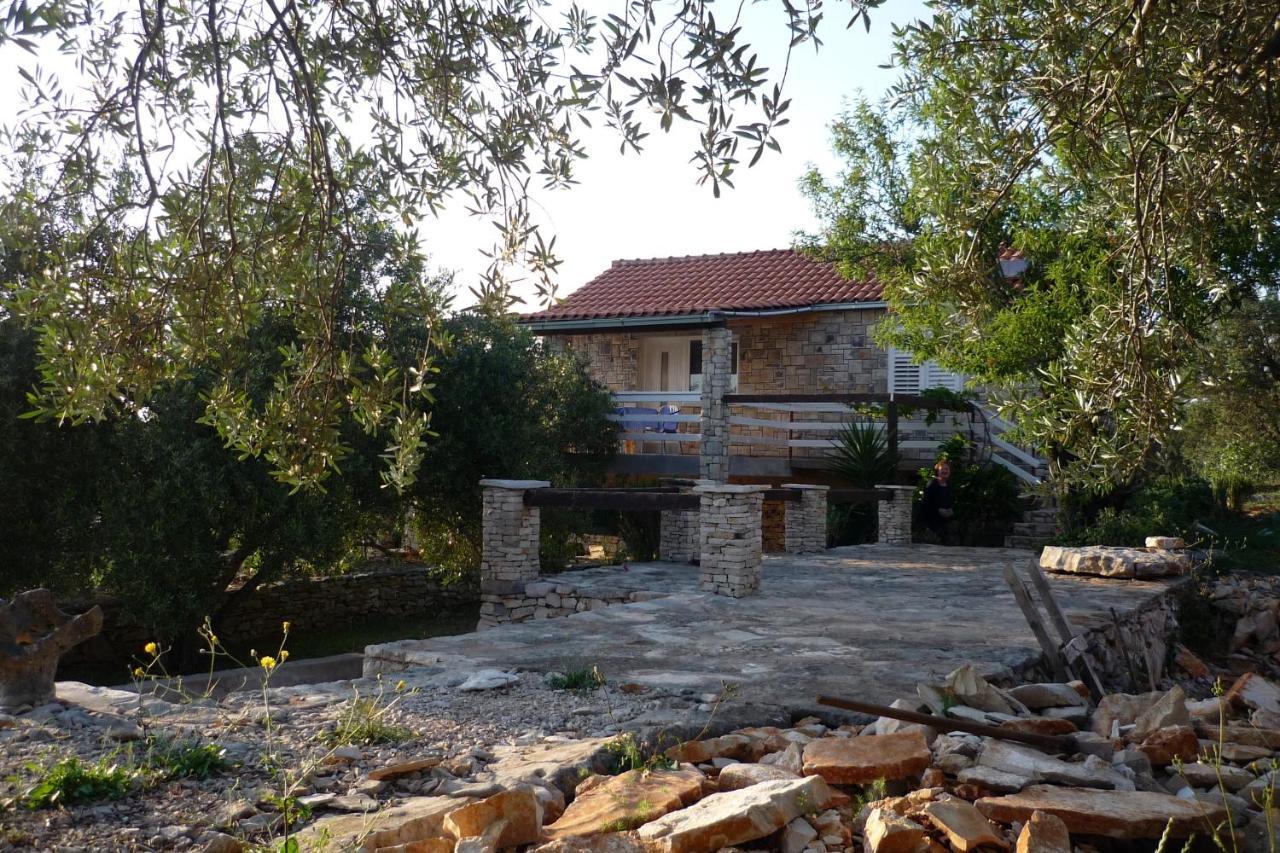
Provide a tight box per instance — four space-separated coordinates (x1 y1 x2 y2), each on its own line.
1 0 883 490
801 2 1280 491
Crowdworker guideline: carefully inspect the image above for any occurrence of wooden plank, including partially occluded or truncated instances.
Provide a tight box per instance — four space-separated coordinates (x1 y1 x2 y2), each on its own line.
1025 562 1106 699
609 413 701 423
1002 562 1071 681
613 391 701 403
763 488 802 503
524 489 699 511
616 432 702 443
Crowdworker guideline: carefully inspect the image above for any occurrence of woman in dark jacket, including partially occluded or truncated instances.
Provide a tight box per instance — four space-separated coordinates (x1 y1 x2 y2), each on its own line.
919 459 956 542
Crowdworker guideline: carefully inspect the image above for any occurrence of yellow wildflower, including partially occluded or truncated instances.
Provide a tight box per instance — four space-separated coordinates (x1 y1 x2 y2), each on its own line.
395 680 407 693
132 667 145 679
279 650 289 662
144 642 159 656
282 621 291 633
260 656 277 671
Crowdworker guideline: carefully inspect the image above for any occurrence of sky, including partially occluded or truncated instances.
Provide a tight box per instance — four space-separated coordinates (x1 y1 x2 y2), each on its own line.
419 0 933 309
0 0 933 309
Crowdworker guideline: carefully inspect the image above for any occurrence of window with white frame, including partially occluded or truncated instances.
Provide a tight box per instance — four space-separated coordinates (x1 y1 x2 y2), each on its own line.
888 347 965 394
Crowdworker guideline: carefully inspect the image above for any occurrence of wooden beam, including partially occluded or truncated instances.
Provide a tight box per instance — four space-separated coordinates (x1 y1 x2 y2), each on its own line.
524 489 699 511
1002 562 1072 682
724 392 972 410
828 488 894 504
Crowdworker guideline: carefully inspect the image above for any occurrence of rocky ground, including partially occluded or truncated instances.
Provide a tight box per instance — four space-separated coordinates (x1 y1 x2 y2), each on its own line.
4 571 1280 853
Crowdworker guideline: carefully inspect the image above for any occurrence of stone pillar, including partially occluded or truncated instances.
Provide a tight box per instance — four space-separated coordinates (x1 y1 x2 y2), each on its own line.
783 484 830 554
658 478 700 564
478 479 549 628
877 485 915 545
699 326 733 482
695 483 767 597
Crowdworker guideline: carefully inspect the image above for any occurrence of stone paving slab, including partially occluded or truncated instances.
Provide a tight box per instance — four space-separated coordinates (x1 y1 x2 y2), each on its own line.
367 545 1182 717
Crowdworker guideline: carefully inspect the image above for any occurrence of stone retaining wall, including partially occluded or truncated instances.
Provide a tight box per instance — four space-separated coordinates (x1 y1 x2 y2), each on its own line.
58 564 477 676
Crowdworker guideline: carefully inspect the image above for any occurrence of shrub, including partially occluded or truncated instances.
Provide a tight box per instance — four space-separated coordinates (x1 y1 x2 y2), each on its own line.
826 502 877 547
546 665 605 691
1056 476 1215 547
829 418 898 487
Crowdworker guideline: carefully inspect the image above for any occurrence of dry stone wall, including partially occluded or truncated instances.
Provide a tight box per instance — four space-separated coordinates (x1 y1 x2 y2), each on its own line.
878 486 915 545
697 484 767 597
783 484 829 554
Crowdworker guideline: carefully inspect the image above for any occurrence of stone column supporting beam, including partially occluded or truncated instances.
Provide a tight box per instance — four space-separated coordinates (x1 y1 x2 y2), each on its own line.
782 484 830 554
658 478 700 564
699 326 733 482
877 485 916 545
695 483 767 597
478 479 549 628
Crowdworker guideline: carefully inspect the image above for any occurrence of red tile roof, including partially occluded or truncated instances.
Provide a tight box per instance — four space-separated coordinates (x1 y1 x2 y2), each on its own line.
522 249 882 322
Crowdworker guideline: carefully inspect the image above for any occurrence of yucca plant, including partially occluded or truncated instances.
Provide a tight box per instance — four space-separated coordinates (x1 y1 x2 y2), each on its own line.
830 419 899 487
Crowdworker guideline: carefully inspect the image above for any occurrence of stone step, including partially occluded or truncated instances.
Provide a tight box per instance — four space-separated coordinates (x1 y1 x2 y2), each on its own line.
1013 522 1057 536
1026 508 1060 522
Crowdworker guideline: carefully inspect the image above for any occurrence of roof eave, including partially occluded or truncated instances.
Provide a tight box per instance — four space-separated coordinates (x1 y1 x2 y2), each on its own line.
520 300 887 333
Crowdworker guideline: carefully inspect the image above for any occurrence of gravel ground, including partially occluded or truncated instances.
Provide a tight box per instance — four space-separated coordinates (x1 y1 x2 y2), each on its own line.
0 666 722 852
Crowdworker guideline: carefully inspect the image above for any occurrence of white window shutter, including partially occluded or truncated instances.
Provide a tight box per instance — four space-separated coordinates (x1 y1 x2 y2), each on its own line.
922 361 965 392
888 347 922 395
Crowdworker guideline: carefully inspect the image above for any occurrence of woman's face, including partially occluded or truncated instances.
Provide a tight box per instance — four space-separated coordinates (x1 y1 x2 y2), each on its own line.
936 462 951 480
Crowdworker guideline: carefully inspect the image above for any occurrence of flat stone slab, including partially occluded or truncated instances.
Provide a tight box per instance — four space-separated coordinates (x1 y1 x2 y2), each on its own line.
1040 545 1202 578
366 546 1182 719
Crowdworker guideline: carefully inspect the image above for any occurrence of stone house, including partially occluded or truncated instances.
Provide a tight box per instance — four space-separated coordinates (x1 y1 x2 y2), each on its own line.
520 249 1044 487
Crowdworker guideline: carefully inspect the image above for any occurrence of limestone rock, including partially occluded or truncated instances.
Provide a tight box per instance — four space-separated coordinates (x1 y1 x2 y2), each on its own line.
780 817 818 853
369 756 444 781
759 743 803 775
457 669 519 692
1006 684 1086 710
1040 545 1197 578
921 798 1009 852
1145 537 1186 549
1227 673 1280 716
1091 691 1164 737
978 741 1128 790
998 718 1077 738
864 808 927 853
957 766 1032 794
487 738 617 799
1015 810 1070 853
976 785 1227 838
455 817 508 853
1131 686 1190 740
530 834 645 853
445 787 542 847
1136 726 1198 767
802 730 931 785
393 840 456 853
1175 761 1255 792
667 734 757 764
292 795 466 852
545 769 703 837
636 777 834 853
946 665 1019 715
716 763 798 791
198 832 245 853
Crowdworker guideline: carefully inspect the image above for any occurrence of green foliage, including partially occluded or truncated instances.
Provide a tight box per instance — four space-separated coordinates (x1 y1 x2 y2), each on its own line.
616 511 662 563
0 0 880 489
916 435 1023 546
1180 297 1280 510
21 758 136 809
603 734 677 775
801 1 1280 492
408 314 616 580
1056 476 1216 547
826 502 878 547
547 666 606 692
320 697 414 748
144 739 231 781
829 419 898 487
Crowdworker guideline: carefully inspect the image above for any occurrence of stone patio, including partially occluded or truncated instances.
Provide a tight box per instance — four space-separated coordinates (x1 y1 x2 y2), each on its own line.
366 545 1184 721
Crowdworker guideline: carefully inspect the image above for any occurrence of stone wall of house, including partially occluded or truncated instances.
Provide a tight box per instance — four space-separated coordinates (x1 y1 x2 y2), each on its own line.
556 332 644 390
730 309 887 395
